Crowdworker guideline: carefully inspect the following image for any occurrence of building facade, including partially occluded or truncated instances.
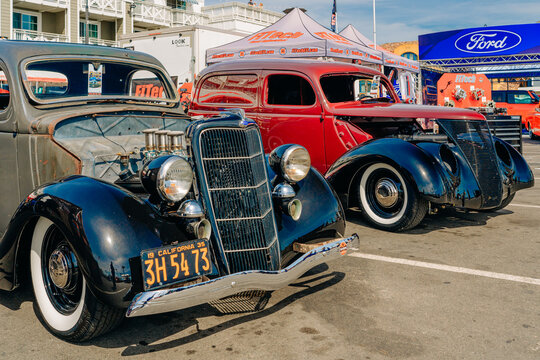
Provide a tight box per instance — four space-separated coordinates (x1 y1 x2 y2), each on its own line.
381 41 419 61
0 0 281 46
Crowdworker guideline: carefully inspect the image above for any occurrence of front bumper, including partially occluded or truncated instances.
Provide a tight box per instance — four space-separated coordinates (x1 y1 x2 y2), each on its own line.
126 234 359 317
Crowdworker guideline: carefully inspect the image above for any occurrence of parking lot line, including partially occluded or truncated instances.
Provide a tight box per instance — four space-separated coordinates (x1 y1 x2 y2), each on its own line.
348 252 540 286
509 203 540 209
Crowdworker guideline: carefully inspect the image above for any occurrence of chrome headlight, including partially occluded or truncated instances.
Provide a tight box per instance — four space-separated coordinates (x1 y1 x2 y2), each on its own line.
281 145 311 182
141 155 193 203
157 156 193 202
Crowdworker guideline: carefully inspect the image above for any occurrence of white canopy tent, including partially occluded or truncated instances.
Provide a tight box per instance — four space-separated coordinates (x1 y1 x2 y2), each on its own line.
206 8 384 65
339 24 420 73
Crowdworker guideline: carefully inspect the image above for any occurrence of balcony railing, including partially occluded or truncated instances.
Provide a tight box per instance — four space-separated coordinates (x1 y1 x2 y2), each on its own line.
171 9 208 26
13 0 69 9
204 2 282 26
79 0 123 18
85 38 118 47
12 29 68 42
132 1 172 26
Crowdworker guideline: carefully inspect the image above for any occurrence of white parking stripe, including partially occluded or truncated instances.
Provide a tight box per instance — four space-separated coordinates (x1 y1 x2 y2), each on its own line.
348 252 540 286
509 203 540 209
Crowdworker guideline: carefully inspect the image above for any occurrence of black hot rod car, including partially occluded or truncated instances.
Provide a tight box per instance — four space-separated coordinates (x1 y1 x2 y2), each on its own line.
0 41 357 341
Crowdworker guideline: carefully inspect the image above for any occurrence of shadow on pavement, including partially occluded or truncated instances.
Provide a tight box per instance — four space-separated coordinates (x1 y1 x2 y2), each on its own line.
346 206 511 234
79 263 344 355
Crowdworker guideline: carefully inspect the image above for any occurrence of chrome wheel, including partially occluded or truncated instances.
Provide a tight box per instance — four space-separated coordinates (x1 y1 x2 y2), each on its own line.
357 163 428 232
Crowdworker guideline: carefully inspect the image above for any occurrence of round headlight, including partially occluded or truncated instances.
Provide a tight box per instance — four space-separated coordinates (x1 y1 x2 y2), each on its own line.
281 145 311 183
157 156 193 202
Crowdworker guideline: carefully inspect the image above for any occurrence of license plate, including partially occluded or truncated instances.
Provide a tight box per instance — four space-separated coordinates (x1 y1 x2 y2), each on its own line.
141 239 212 291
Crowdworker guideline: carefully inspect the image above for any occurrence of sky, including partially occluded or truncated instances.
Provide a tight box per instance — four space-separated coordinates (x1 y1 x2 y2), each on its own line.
203 0 540 44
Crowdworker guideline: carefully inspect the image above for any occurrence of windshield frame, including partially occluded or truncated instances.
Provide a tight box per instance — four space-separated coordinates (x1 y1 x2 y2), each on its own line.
319 71 400 104
19 55 180 107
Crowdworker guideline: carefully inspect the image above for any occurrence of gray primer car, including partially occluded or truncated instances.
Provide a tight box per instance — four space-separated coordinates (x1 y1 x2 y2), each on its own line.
0 41 356 341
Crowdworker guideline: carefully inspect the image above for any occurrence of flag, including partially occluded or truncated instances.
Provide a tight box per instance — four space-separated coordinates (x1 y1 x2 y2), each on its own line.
331 0 337 32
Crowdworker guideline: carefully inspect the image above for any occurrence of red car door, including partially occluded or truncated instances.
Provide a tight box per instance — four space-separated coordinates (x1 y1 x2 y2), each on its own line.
257 71 326 173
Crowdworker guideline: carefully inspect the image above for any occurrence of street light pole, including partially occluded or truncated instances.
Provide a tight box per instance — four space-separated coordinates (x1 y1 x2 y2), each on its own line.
85 0 89 44
372 0 376 48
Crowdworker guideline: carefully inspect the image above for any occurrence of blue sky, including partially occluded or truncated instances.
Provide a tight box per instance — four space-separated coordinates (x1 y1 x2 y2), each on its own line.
204 0 540 44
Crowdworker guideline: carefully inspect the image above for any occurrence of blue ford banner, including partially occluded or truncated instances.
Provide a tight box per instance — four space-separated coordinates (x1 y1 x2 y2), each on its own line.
419 23 540 60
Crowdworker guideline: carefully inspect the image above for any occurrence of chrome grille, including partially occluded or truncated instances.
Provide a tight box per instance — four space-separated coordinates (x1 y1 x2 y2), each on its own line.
437 119 503 208
198 126 280 273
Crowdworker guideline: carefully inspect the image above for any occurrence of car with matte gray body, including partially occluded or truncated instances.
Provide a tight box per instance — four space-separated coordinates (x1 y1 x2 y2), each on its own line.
0 41 356 341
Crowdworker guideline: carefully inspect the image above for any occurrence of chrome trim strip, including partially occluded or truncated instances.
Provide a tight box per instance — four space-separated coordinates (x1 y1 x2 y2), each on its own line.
202 152 262 161
215 208 272 222
126 234 359 317
208 180 267 191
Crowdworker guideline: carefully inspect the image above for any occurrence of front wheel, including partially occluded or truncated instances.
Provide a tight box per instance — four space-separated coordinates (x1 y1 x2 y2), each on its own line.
30 217 123 342
357 163 428 232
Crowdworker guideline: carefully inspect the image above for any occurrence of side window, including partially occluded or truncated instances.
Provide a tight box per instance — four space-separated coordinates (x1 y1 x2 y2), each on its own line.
267 74 316 106
0 69 9 110
130 70 167 98
198 74 257 105
25 70 68 99
508 91 533 104
492 92 505 103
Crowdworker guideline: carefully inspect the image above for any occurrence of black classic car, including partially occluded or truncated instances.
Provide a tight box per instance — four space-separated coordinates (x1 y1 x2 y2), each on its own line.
0 41 357 341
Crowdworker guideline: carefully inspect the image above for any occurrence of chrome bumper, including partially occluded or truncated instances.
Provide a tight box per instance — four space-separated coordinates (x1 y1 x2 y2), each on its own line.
126 234 359 317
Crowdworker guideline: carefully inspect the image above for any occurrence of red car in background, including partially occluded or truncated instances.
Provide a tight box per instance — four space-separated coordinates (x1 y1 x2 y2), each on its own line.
492 90 540 129
190 59 533 231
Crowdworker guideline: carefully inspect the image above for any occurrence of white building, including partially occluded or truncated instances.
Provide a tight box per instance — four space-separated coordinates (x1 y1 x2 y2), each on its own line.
0 0 282 48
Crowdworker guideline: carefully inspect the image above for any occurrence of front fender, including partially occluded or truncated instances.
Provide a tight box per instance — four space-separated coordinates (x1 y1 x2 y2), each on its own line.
266 161 346 257
493 137 534 192
325 138 450 208
1 175 191 308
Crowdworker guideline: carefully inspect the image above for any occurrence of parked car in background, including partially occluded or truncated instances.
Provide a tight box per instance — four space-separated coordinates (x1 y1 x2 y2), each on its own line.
0 42 357 341
190 59 534 232
526 111 540 140
492 89 540 128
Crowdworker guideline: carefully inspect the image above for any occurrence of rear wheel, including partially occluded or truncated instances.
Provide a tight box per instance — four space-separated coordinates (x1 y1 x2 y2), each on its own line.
357 163 428 232
30 217 123 342
528 122 539 140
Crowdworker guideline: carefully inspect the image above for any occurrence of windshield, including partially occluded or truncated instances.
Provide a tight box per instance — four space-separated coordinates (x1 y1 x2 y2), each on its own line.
22 58 177 105
320 74 397 103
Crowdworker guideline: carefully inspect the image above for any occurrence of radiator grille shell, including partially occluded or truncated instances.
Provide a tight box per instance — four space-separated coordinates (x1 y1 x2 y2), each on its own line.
437 119 503 208
196 126 280 274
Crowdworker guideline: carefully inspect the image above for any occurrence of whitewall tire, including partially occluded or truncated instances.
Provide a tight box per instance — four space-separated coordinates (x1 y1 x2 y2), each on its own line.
357 163 428 232
30 217 123 341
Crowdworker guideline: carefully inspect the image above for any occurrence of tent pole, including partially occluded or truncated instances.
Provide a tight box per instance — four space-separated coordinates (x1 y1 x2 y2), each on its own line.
372 0 377 49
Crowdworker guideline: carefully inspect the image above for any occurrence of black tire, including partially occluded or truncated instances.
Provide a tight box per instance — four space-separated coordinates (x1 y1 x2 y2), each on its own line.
528 123 539 140
30 217 124 342
356 163 428 232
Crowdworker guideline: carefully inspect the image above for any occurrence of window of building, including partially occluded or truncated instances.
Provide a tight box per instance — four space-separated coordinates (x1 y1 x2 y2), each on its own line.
266 74 316 106
199 74 258 105
167 0 187 10
401 52 418 61
13 12 39 31
79 22 99 39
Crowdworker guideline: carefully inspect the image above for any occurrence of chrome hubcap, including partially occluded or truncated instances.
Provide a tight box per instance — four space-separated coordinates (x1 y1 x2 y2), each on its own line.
48 246 76 290
375 178 399 208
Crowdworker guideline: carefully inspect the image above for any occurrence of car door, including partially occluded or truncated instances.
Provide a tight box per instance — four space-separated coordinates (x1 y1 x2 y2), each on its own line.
0 62 20 238
257 71 326 172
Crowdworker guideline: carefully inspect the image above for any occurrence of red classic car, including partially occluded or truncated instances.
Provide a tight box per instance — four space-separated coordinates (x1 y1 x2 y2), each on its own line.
189 59 533 231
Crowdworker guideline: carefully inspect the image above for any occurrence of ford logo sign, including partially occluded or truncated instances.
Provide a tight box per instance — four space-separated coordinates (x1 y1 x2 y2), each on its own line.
455 30 521 54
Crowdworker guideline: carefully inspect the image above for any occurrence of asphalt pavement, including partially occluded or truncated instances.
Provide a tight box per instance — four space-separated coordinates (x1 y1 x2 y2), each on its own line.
0 140 539 360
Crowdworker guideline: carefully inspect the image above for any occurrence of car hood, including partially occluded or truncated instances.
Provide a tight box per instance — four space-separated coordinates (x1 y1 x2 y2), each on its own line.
329 102 486 121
